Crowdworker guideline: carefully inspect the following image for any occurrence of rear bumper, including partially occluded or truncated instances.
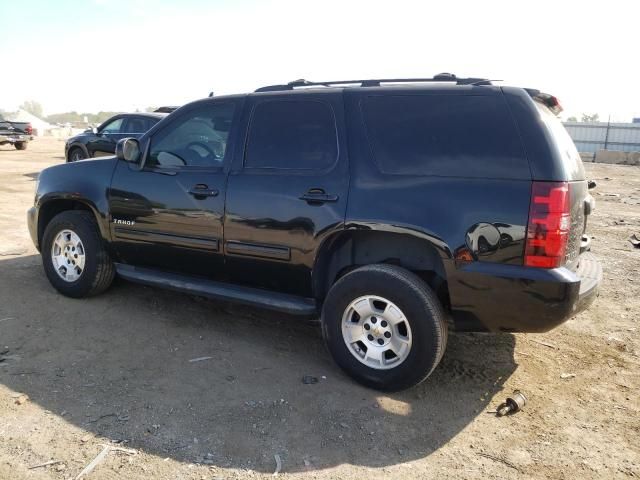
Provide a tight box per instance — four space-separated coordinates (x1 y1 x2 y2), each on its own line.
0 133 31 144
573 251 601 314
449 252 602 332
27 207 39 251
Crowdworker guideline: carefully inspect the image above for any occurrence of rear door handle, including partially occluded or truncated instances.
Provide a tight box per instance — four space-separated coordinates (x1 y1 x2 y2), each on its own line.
189 184 219 198
299 189 339 204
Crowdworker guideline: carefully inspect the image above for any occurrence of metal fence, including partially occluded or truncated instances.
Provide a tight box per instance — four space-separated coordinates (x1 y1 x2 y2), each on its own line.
564 121 640 154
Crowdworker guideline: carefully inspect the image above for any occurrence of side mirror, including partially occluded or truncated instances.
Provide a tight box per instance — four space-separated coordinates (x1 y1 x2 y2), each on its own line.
116 138 141 163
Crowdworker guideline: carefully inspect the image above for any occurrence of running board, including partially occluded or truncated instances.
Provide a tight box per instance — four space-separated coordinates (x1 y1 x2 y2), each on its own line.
114 264 318 316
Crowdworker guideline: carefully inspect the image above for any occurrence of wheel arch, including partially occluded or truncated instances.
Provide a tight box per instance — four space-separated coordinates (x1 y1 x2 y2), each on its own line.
312 228 452 308
37 198 108 247
66 143 90 161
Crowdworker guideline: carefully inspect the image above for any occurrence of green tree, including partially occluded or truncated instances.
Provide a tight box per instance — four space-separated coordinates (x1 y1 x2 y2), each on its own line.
581 113 600 122
46 111 83 124
566 116 577 122
92 111 123 124
45 111 124 125
19 100 44 118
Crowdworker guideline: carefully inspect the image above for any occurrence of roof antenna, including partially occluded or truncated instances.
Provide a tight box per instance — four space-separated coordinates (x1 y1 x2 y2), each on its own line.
208 91 214 97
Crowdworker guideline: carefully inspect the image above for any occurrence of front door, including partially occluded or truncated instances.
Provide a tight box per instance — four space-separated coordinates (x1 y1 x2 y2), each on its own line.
108 100 240 278
91 116 127 157
224 93 349 297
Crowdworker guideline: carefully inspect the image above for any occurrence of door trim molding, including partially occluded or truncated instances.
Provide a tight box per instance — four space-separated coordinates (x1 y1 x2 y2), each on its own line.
225 240 290 261
114 227 219 251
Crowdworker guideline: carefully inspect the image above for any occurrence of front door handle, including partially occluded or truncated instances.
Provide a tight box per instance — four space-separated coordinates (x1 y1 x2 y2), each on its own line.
188 184 219 199
299 189 339 204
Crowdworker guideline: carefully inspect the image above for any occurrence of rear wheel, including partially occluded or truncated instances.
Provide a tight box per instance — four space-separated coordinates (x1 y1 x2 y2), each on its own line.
41 211 115 298
14 142 27 150
68 147 87 162
322 264 447 391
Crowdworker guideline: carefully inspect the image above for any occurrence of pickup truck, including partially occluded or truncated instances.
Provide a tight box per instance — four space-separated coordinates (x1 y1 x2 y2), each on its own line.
0 115 33 150
27 74 602 391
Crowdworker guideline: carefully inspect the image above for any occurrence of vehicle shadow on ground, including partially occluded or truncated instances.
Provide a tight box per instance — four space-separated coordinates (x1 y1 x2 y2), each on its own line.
0 255 517 473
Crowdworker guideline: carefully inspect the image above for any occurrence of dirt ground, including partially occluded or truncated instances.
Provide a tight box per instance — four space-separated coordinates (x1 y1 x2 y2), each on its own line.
0 137 638 480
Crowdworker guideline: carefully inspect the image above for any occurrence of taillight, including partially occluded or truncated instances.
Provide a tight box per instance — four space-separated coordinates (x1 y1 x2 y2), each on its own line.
524 181 571 268
25 123 33 135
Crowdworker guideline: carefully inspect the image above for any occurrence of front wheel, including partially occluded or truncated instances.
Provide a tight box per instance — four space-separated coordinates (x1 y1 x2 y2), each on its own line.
14 142 27 150
41 211 115 298
68 147 87 162
322 264 447 391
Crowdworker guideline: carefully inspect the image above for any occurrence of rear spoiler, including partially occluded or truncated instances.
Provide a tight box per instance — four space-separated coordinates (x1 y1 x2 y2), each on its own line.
154 106 178 113
525 88 563 115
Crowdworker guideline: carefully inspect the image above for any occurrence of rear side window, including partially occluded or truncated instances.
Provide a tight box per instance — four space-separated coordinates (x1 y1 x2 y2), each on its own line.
125 117 152 134
534 100 585 180
361 95 529 179
245 100 337 170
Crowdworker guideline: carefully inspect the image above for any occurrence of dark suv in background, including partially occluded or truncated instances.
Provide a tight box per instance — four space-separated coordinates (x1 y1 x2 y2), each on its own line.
65 112 166 161
29 74 601 391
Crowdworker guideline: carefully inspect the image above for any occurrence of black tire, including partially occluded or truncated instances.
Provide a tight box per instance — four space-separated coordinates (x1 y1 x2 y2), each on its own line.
41 211 115 298
322 264 447 391
68 147 87 162
14 142 27 150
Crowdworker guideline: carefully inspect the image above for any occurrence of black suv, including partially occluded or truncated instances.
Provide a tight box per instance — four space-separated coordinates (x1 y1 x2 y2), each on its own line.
28 75 602 391
65 112 166 162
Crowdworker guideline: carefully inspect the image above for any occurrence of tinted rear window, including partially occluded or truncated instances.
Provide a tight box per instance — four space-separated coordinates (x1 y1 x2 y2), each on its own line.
245 100 337 170
126 117 153 134
361 95 529 179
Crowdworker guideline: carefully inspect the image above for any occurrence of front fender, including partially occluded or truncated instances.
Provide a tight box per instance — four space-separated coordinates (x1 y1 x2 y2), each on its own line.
35 158 118 243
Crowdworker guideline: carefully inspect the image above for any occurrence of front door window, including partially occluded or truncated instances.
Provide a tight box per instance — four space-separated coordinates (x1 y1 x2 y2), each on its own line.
147 104 235 169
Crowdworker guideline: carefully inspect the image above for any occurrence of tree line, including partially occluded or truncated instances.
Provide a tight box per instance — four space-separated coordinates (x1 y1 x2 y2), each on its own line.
1 101 157 126
566 113 600 122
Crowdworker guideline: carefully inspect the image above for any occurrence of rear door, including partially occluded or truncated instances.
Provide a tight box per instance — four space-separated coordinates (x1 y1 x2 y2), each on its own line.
224 93 349 297
123 116 155 138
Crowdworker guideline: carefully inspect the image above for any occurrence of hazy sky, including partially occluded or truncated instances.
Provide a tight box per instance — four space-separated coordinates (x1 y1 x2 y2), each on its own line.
1 0 638 121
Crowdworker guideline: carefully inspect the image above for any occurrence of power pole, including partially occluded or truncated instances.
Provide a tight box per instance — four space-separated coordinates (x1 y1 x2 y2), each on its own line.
603 114 611 151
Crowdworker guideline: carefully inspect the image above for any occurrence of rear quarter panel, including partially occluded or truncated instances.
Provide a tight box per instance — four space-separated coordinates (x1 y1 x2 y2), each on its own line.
343 87 534 330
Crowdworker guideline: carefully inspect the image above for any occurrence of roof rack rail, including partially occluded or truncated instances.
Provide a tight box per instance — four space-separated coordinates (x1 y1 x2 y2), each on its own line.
255 73 492 92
